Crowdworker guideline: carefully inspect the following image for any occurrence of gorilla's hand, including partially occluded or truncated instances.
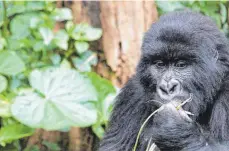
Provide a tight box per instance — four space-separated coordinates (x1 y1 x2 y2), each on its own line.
150 103 207 151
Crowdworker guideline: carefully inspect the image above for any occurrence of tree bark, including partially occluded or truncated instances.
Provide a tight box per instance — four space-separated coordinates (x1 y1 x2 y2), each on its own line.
100 1 158 86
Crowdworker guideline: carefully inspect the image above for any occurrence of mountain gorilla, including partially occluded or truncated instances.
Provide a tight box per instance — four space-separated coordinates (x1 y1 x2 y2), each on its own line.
99 11 229 151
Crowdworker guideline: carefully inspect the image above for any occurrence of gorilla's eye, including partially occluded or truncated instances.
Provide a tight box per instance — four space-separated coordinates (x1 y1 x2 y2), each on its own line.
175 60 187 68
154 60 165 67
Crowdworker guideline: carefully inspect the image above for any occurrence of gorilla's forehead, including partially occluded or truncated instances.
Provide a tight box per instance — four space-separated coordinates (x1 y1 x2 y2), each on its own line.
142 37 199 60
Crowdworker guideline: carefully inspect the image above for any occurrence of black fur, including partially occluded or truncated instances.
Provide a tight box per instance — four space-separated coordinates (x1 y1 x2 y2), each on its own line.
99 11 229 151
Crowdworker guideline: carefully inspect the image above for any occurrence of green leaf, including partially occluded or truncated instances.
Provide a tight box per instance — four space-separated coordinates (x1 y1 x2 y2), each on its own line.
92 124 105 139
60 59 71 69
156 1 186 13
25 1 46 11
84 28 102 41
50 54 61 65
10 13 38 39
71 24 102 41
101 93 116 122
0 124 34 146
0 75 7 93
72 51 98 72
0 38 6 50
42 141 61 151
86 72 116 103
53 8 73 21
220 3 227 23
65 21 74 33
39 27 54 45
30 17 41 29
33 41 45 52
0 101 11 117
0 51 25 76
74 41 89 54
53 30 69 50
11 68 98 130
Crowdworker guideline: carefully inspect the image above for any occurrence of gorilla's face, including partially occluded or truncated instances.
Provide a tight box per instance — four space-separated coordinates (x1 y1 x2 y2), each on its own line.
137 32 222 112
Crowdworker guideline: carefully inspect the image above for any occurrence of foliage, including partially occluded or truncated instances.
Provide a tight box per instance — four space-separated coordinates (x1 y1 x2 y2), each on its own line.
0 1 116 149
156 1 229 35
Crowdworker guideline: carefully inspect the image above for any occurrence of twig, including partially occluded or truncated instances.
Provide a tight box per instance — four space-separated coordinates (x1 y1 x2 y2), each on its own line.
176 93 193 110
132 105 165 151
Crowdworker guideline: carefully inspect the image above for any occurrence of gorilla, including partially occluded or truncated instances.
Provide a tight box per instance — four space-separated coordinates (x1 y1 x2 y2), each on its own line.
99 11 229 151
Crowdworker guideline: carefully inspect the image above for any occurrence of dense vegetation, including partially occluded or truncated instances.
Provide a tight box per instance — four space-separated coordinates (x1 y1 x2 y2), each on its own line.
0 1 116 150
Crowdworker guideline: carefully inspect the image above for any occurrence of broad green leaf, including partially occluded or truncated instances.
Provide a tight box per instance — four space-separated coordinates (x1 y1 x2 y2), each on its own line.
0 38 6 50
10 13 38 39
92 124 105 139
65 21 74 33
33 41 45 52
74 41 89 54
0 101 11 117
30 17 41 29
60 59 71 69
156 1 185 13
50 53 61 65
39 27 54 45
84 28 102 41
0 1 4 28
86 72 116 102
6 2 26 17
0 124 34 146
71 24 102 41
220 3 227 23
53 30 69 50
11 68 98 130
0 75 7 93
0 51 25 76
72 51 98 72
53 8 73 21
25 1 46 11
101 93 116 122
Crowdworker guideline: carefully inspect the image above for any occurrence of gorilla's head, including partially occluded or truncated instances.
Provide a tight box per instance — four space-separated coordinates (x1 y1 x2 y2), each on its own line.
136 11 229 116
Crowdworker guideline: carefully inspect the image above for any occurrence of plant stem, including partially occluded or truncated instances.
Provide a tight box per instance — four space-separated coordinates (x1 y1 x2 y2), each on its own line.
132 106 164 151
2 1 9 37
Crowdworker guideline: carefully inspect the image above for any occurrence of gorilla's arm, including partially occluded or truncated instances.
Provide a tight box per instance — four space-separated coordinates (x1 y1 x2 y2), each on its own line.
99 77 153 151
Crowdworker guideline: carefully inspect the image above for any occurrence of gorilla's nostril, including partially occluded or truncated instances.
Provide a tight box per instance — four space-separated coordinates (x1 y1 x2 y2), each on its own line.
160 86 168 94
169 84 178 93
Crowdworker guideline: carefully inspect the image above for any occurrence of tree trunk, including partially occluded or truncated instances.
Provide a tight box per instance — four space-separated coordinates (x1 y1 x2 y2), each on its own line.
100 1 158 86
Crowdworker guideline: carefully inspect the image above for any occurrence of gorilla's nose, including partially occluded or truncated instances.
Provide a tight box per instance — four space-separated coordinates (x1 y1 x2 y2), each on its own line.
158 79 181 99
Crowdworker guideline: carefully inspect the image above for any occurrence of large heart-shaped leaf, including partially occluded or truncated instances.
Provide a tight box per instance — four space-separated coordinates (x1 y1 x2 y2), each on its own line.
11 68 98 130
0 51 25 76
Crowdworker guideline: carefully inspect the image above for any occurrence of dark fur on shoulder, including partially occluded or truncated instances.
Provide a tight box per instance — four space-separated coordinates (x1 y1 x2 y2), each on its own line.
99 11 229 151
